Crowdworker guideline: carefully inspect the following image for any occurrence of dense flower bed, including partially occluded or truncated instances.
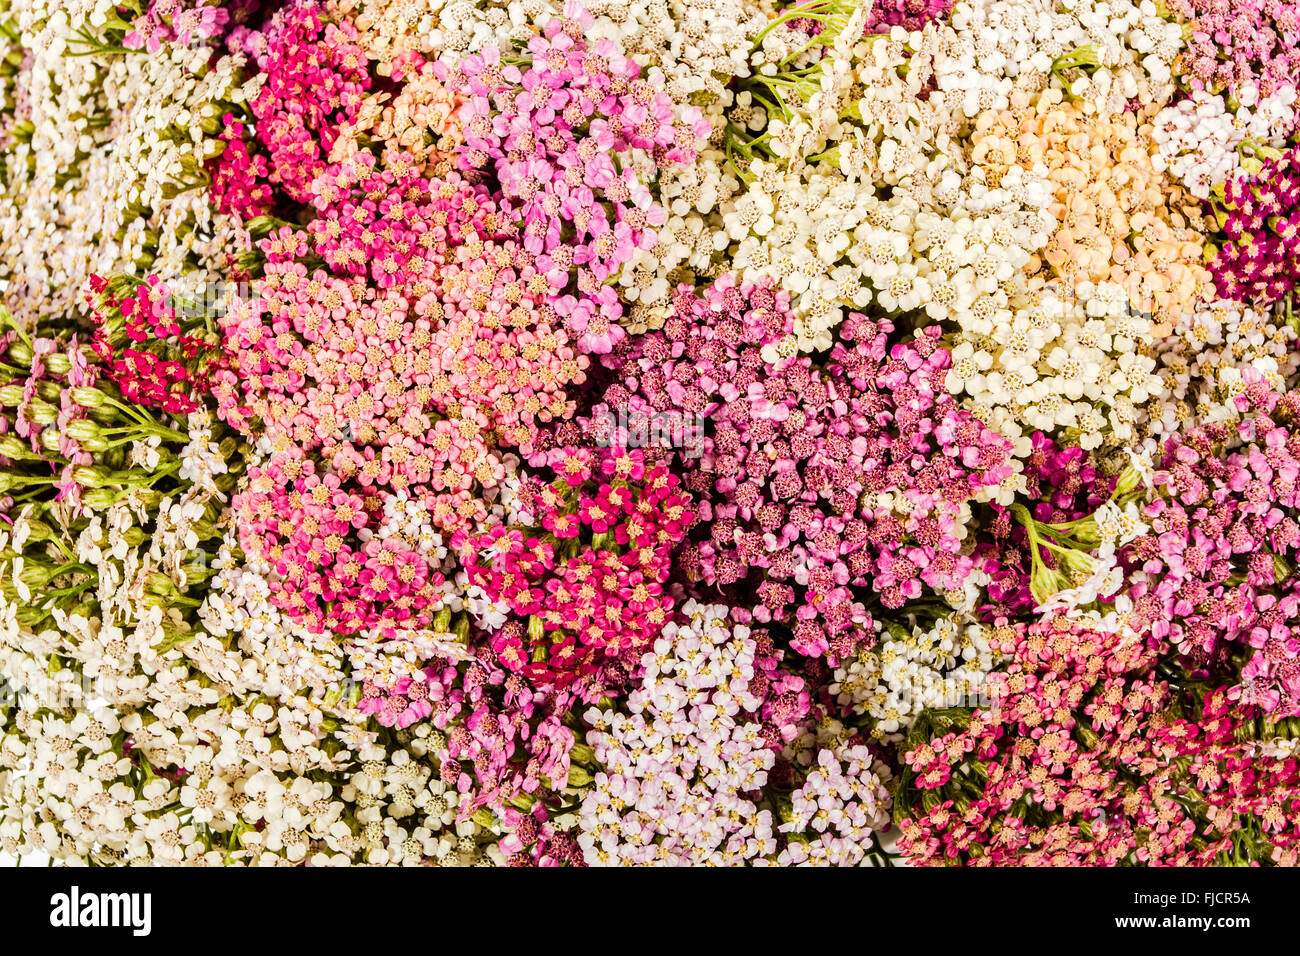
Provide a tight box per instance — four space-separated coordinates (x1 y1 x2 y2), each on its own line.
1 0 1299 867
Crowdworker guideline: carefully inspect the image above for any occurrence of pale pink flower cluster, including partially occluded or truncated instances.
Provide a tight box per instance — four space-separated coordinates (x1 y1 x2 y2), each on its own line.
577 601 777 865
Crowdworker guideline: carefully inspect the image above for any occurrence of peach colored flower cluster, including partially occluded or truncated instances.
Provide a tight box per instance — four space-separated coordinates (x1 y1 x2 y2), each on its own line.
977 90 1213 334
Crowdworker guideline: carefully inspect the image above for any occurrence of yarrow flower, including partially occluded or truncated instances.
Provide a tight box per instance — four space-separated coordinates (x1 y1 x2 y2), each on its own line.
578 601 890 865
6 0 1300 872
84 274 224 416
457 445 693 693
436 3 711 353
556 275 1014 662
1207 144 1300 308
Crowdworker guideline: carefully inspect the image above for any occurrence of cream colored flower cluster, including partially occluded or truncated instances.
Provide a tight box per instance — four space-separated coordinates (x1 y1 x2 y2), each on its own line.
0 0 254 328
341 0 536 70
944 0 1183 117
1142 299 1300 447
718 18 1057 353
831 611 1006 739
946 277 1165 453
0 411 493 866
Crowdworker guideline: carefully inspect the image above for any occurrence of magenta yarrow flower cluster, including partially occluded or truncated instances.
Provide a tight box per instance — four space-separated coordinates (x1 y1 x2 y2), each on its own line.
209 115 275 220
85 274 221 417
1208 145 1300 308
457 446 693 693
565 276 1014 662
222 1 371 206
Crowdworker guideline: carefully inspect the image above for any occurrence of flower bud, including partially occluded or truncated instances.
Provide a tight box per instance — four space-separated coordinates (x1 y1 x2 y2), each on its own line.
883 619 911 642
64 419 102 443
69 600 96 620
16 560 54 588
566 766 593 787
78 488 119 511
1113 464 1141 495
24 400 58 425
185 562 214 587
21 518 53 542
1056 548 1096 576
1030 564 1068 604
7 340 31 367
43 352 71 375
147 571 176 595
0 435 34 459
69 386 109 409
72 465 111 488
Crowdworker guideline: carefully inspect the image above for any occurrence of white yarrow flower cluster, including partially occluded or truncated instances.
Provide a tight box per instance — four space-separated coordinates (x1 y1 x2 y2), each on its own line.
578 602 778 865
832 613 1003 737
948 279 1166 453
946 0 1182 110
1150 85 1299 199
0 0 254 327
1143 300 1300 445
773 734 890 866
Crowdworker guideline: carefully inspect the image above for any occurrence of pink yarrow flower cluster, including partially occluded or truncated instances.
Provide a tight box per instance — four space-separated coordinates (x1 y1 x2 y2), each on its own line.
1169 0 1300 99
210 3 704 648
1122 379 1300 715
437 2 710 354
423 655 583 843
562 275 1014 662
213 161 528 634
898 614 1300 866
121 0 231 53
456 446 694 693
